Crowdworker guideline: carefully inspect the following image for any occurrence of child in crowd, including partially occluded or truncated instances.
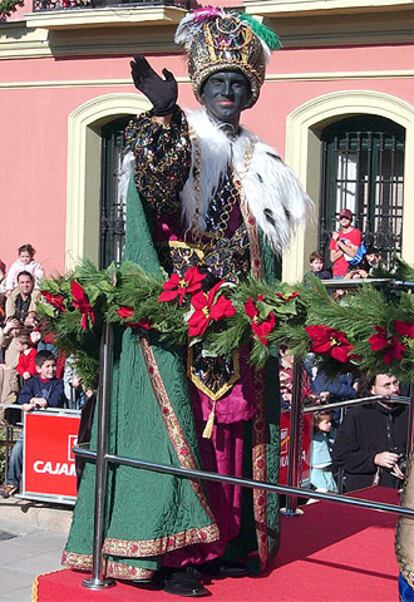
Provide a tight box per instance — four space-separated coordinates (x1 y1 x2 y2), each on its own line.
0 350 66 498
310 410 338 492
30 322 65 378
63 355 86 410
303 251 331 285
5 244 44 294
15 332 37 380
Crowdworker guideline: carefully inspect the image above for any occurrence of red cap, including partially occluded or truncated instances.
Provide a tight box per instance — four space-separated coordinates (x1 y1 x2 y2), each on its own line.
339 208 353 220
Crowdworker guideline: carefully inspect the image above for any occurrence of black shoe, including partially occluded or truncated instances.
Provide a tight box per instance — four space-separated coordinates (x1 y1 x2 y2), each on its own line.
127 572 163 590
201 559 252 578
163 567 210 597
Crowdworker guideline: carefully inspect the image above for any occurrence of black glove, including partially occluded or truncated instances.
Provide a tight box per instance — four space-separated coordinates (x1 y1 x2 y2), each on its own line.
130 55 178 117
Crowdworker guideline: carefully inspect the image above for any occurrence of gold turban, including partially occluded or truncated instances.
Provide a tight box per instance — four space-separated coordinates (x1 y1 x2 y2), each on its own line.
175 9 281 108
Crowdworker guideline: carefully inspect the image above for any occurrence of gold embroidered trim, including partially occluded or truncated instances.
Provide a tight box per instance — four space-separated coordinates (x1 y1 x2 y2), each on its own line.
396 522 414 590
103 522 219 557
238 184 263 280
251 372 269 570
156 240 206 261
238 163 268 567
62 551 155 581
187 347 240 401
139 335 220 528
62 550 94 571
31 576 39 602
106 563 155 581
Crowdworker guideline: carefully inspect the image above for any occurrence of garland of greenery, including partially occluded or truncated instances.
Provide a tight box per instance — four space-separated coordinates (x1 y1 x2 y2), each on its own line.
0 0 24 19
35 258 414 388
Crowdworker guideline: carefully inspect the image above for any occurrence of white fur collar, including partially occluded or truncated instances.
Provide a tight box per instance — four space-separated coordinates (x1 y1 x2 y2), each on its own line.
180 109 311 253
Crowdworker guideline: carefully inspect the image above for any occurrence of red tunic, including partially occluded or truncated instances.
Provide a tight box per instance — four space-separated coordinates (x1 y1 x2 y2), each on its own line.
16 347 37 377
329 227 362 277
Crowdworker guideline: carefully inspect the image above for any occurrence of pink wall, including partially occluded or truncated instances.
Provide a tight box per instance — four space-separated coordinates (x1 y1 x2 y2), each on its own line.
1 43 414 274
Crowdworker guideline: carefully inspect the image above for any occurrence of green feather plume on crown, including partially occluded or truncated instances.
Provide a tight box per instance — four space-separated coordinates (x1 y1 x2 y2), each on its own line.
238 13 282 51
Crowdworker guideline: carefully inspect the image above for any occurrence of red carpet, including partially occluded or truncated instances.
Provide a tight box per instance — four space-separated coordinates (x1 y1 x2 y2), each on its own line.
34 487 400 601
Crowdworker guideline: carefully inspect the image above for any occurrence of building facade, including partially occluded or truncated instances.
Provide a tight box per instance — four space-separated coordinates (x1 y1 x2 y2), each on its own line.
1 0 414 281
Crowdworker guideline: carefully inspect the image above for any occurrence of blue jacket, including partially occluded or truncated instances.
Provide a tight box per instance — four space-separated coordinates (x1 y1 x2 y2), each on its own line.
17 376 65 408
312 370 356 401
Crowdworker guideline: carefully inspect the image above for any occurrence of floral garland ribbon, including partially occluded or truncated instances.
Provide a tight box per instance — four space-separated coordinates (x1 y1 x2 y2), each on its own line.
35 260 414 385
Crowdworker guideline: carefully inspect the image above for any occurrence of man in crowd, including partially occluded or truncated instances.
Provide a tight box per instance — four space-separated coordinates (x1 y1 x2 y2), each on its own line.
5 271 39 323
329 208 363 278
0 317 21 410
332 373 407 492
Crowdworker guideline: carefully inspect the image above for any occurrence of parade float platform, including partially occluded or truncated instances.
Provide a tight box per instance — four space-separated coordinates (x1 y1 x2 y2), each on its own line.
33 487 400 601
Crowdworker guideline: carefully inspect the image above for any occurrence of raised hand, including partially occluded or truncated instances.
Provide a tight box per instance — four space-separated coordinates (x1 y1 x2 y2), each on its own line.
130 55 178 116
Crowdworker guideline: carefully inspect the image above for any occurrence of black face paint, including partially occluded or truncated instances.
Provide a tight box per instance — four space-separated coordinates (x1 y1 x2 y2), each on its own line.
201 70 251 129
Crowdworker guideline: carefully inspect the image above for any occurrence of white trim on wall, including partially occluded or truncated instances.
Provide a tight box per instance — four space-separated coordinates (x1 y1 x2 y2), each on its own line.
2 70 414 89
283 89 414 282
66 92 151 270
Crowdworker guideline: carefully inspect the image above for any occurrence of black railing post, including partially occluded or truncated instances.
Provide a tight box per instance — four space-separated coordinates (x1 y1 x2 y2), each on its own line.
82 323 115 591
281 357 304 516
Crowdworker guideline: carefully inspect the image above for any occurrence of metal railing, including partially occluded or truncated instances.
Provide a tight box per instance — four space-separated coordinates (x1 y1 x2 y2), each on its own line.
32 0 186 13
74 313 414 590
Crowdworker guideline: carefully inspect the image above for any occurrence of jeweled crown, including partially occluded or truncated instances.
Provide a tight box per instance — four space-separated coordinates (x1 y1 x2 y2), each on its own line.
175 8 281 108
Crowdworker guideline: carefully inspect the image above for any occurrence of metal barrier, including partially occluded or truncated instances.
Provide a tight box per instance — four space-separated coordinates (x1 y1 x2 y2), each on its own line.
0 422 22 484
76 319 414 590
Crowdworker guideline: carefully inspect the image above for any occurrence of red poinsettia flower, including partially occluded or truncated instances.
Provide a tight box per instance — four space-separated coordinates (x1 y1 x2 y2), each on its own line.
275 291 300 303
394 320 414 339
116 306 134 320
71 280 96 331
305 324 354 363
188 281 236 337
116 306 153 331
368 326 406 365
41 290 66 313
244 295 276 346
158 266 206 306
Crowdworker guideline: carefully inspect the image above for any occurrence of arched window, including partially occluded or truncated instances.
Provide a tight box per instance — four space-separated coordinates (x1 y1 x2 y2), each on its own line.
319 116 405 262
99 117 130 268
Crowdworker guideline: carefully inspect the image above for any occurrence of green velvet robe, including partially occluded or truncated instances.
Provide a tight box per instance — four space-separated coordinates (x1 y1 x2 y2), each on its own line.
62 175 281 580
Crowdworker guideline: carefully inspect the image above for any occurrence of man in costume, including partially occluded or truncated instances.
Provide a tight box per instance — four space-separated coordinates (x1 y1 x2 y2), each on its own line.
62 8 310 597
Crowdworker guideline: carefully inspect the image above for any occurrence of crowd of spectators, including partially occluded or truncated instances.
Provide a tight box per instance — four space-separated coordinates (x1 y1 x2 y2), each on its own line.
0 244 94 499
283 209 408 495
303 207 387 283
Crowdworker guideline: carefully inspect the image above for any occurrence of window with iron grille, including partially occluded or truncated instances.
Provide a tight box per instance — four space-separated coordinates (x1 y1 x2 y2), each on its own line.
319 116 405 265
99 118 130 269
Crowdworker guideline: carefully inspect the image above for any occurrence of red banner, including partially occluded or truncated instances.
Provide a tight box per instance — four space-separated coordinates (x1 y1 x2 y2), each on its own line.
23 411 80 500
279 410 313 485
